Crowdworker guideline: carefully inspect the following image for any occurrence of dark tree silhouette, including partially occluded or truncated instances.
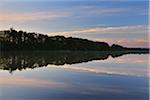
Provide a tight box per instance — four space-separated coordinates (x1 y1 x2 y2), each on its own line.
0 28 149 52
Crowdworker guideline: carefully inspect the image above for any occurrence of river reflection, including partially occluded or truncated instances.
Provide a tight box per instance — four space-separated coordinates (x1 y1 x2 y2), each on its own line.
0 51 109 73
0 51 148 73
0 51 149 100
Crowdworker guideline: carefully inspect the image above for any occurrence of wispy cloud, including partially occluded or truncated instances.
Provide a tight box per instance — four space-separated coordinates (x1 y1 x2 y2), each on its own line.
74 6 128 17
48 25 149 47
48 25 148 36
0 11 71 22
0 5 133 22
96 38 149 47
0 7 124 22
73 4 148 18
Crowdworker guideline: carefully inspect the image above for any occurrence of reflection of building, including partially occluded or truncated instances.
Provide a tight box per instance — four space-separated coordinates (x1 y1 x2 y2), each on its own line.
0 31 6 38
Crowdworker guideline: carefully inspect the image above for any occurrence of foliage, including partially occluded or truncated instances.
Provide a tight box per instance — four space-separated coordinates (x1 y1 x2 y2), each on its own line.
0 28 110 51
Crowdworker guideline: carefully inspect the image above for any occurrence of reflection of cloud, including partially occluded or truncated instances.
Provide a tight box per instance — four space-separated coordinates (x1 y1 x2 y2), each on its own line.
0 11 70 22
0 76 65 87
65 83 125 94
47 63 148 77
48 25 148 36
1 75 146 95
112 55 149 64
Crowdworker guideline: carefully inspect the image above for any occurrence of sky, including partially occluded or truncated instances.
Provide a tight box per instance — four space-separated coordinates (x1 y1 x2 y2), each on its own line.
0 0 149 47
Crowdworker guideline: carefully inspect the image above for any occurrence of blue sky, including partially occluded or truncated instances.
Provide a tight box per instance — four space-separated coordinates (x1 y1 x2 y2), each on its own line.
0 0 149 47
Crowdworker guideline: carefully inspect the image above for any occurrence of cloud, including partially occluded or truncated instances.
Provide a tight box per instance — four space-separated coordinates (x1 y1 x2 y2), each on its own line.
0 11 71 22
48 25 149 47
0 6 124 22
0 5 134 23
96 38 149 47
73 5 147 18
74 6 128 17
48 25 148 36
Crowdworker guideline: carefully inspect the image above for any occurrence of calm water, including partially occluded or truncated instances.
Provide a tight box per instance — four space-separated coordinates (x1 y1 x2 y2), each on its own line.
0 51 149 100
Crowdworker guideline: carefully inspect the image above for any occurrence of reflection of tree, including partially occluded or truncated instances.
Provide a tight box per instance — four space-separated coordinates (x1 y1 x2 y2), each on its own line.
0 51 149 73
110 51 149 58
0 51 109 73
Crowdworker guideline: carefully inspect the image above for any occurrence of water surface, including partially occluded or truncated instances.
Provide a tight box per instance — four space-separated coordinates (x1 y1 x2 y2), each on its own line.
0 51 149 100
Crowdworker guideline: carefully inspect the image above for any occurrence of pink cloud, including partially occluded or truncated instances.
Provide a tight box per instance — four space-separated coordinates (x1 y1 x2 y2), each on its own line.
48 25 149 47
48 25 148 36
0 11 71 22
96 38 149 47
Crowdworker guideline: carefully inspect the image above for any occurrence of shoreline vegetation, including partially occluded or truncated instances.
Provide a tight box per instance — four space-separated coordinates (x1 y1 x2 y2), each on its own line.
0 28 149 73
0 28 149 52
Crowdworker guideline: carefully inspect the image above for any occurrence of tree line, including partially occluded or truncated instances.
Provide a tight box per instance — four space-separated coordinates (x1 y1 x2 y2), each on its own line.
0 28 149 52
0 28 110 51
